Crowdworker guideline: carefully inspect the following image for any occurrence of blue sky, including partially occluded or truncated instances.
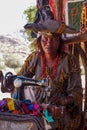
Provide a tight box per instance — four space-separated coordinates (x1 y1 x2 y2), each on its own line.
0 0 36 35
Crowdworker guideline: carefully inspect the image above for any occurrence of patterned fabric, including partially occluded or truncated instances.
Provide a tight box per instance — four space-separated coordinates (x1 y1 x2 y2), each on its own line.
12 51 83 130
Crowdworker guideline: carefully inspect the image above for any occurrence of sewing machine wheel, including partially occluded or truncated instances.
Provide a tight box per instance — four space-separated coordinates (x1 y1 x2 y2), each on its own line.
0 71 3 82
4 72 14 92
5 72 13 80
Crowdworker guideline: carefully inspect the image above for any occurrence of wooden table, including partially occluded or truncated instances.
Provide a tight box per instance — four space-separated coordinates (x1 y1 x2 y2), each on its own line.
0 112 58 130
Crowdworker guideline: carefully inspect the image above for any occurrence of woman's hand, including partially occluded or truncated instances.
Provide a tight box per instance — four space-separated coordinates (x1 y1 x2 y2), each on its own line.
40 103 49 110
60 96 74 106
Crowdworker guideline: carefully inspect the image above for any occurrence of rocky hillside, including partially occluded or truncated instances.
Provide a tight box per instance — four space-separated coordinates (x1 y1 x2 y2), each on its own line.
0 35 30 74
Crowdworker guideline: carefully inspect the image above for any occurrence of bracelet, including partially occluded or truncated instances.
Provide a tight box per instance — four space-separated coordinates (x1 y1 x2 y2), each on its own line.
60 96 74 106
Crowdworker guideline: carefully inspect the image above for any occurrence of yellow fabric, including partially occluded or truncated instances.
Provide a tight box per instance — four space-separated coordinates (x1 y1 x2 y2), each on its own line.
56 23 65 34
7 98 15 111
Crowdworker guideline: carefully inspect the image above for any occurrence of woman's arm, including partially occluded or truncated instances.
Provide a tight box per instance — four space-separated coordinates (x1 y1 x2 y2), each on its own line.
17 51 39 77
60 54 83 106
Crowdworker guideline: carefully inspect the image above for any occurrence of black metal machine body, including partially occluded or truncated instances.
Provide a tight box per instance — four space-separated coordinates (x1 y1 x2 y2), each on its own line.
0 71 49 93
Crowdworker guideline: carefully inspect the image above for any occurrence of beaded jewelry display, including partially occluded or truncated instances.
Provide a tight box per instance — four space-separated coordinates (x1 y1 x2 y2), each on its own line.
42 55 59 80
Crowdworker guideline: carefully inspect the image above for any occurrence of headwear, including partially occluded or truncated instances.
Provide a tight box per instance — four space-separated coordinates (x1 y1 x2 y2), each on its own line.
24 19 87 44
37 0 49 8
24 19 78 35
83 0 87 5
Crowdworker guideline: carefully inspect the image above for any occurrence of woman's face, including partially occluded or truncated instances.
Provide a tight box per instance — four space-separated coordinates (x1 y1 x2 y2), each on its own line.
41 34 60 55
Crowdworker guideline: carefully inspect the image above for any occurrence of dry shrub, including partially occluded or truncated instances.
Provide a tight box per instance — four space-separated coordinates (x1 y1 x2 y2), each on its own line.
5 54 24 68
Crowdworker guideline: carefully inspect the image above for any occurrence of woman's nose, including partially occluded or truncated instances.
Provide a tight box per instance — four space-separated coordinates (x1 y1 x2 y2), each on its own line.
47 38 51 45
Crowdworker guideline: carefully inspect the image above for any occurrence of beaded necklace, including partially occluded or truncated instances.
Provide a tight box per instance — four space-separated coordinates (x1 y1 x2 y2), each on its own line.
42 55 59 80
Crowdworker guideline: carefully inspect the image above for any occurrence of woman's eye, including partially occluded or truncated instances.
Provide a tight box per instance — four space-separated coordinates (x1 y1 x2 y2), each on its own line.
41 39 47 43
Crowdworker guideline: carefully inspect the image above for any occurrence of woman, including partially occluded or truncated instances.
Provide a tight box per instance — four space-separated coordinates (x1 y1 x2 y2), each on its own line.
12 20 83 130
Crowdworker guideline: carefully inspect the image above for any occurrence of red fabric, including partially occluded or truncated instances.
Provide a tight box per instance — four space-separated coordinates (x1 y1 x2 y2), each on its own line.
49 0 56 19
22 103 29 114
62 0 67 21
